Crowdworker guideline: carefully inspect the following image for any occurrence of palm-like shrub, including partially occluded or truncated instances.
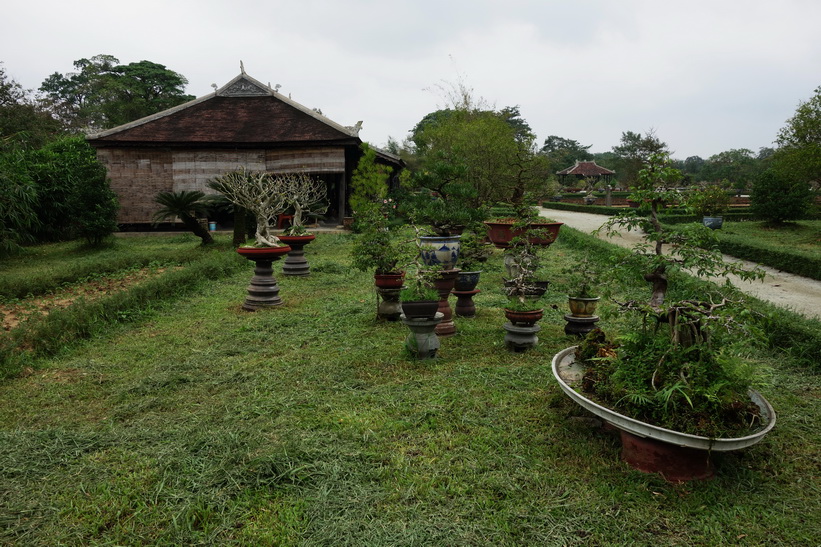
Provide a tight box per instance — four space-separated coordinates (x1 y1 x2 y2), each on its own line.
153 190 213 245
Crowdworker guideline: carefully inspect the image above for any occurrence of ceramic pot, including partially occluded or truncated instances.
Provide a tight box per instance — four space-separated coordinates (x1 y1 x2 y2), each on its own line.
418 235 461 269
568 296 600 317
401 300 440 320
504 308 544 326
374 272 405 289
454 270 481 291
702 216 724 230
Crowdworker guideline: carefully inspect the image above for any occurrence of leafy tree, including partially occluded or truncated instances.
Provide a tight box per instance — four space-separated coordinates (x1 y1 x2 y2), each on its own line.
409 101 547 207
700 149 757 189
751 169 811 224
153 190 214 245
773 85 821 186
0 151 39 256
0 63 62 150
541 135 593 172
682 156 705 179
611 130 669 186
27 136 118 242
73 167 119 247
39 55 194 130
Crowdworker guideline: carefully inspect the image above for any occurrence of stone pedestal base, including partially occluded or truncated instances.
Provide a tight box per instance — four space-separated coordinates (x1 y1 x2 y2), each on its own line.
401 312 444 359
243 259 284 311
564 314 600 337
452 289 480 318
282 244 310 276
503 322 541 352
376 287 403 321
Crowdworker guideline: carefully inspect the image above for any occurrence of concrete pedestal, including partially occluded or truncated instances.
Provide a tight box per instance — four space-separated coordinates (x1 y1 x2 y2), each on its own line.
243 259 284 311
401 312 444 359
452 289 480 318
564 314 600 337
376 287 403 321
503 322 541 352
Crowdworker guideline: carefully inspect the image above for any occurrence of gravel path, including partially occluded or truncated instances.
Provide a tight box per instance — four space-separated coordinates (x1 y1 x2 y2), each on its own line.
540 208 821 320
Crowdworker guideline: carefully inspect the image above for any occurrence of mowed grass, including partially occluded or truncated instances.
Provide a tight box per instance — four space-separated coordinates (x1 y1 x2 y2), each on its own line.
1 232 820 545
718 219 821 260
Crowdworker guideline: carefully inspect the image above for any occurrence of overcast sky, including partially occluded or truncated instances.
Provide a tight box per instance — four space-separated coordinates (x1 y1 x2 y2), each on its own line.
3 0 819 160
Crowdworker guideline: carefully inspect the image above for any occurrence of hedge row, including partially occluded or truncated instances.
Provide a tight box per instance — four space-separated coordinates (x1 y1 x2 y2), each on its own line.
558 225 821 372
715 237 821 281
0 250 246 378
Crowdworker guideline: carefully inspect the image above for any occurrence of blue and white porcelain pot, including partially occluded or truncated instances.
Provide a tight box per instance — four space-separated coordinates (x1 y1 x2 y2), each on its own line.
418 235 461 269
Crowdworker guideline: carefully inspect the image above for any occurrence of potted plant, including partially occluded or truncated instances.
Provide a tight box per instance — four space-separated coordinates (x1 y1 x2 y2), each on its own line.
563 255 600 317
399 163 487 268
553 153 772 480
399 266 441 320
350 214 407 289
453 229 492 291
209 168 292 310
686 181 732 229
484 199 563 249
269 173 329 276
502 241 547 327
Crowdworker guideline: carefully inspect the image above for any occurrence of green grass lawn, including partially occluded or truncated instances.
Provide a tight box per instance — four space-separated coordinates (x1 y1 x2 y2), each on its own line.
718 219 821 260
1 232 820 544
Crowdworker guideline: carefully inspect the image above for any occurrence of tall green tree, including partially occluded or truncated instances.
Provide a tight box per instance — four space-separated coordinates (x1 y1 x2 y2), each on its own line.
27 136 119 242
409 104 547 206
700 149 757 187
541 135 593 172
39 55 194 130
0 151 39 256
0 64 62 150
611 130 669 187
773 85 821 186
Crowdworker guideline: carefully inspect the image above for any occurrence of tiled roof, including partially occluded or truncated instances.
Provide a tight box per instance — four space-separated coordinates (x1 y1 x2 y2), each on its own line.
87 73 361 146
556 161 616 176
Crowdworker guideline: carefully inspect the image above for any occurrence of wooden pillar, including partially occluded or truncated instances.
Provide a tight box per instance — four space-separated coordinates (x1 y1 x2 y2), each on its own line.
337 172 347 224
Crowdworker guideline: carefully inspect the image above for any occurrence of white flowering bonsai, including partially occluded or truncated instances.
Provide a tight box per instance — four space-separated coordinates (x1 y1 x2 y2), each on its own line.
209 168 288 247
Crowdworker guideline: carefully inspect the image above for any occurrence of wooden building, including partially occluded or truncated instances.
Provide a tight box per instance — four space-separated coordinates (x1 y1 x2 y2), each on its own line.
555 161 616 185
87 70 402 228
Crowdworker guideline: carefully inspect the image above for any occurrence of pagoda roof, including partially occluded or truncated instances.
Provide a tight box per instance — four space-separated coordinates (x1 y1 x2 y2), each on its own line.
87 72 362 147
556 160 615 176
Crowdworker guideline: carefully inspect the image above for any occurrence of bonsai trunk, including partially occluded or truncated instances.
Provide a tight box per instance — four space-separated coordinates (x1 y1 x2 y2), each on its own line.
232 207 247 247
644 266 667 309
181 214 214 246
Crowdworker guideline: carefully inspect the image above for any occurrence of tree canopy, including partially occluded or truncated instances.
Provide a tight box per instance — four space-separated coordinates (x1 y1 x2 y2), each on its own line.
39 54 194 130
611 130 669 187
541 135 593 172
408 100 548 206
773 85 821 185
0 64 62 150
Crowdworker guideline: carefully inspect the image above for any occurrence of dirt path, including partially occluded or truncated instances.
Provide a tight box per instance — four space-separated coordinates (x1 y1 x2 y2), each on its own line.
540 208 821 320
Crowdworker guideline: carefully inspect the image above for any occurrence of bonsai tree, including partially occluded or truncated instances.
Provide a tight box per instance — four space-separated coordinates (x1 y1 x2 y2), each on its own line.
400 155 486 236
152 190 214 246
456 228 492 272
208 168 288 247
350 211 407 276
686 181 731 218
563 254 598 299
280 172 328 235
580 152 769 437
598 153 762 309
